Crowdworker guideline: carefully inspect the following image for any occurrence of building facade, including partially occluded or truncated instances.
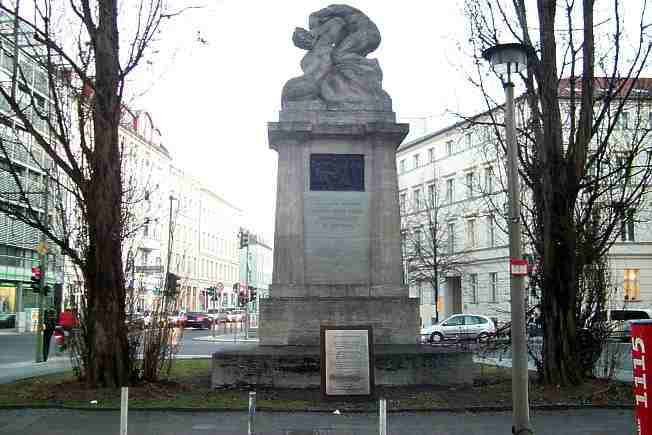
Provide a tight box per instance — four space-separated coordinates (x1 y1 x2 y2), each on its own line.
398 85 652 328
0 11 63 325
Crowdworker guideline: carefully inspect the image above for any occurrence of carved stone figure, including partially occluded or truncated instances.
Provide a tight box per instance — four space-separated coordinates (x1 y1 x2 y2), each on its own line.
281 4 392 111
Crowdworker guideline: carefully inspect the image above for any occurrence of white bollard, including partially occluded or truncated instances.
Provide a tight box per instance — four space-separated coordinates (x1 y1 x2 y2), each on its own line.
379 397 387 435
248 391 256 435
120 386 129 435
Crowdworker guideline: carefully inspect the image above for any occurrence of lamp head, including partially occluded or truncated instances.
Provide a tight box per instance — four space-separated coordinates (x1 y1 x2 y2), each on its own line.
482 43 531 83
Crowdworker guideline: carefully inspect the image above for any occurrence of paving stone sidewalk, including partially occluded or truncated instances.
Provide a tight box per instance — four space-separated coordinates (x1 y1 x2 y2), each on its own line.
0 356 71 384
0 408 635 434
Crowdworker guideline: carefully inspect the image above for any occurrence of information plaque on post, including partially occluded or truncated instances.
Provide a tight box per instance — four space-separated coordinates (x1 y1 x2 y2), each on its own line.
320 325 374 399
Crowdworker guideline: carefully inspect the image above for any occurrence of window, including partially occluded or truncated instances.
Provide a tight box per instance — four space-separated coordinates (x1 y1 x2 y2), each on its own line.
490 272 498 302
484 166 494 194
413 188 422 210
465 132 472 149
621 209 635 241
446 178 454 203
446 140 453 156
624 269 640 301
413 153 420 169
141 250 149 266
399 159 406 173
619 111 629 129
399 192 407 215
428 147 435 162
469 274 478 304
487 214 496 247
466 218 477 248
443 315 464 326
447 222 456 253
427 184 435 207
466 172 474 198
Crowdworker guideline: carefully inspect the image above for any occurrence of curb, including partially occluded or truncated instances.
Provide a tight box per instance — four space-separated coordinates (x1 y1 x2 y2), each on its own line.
0 403 635 413
192 336 259 343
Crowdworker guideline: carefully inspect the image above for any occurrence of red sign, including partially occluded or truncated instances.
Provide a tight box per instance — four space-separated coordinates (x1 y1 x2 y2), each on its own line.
509 258 528 276
632 322 652 435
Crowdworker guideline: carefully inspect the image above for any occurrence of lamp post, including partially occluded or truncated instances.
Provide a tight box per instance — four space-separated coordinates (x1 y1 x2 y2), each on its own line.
482 43 533 435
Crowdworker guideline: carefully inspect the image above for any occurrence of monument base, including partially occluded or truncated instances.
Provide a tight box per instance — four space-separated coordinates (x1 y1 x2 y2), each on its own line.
211 345 476 389
258 296 419 345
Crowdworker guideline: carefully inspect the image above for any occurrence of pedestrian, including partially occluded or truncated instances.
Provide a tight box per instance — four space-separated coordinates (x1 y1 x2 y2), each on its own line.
42 307 57 361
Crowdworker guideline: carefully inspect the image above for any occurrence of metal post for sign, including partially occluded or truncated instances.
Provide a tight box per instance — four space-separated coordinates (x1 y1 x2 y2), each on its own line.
379 398 387 435
120 386 129 435
248 391 256 435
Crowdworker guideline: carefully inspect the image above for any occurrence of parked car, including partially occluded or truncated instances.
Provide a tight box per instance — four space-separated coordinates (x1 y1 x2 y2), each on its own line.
0 313 15 329
184 312 212 329
207 309 227 324
598 308 652 342
168 311 187 327
227 309 245 323
421 314 496 343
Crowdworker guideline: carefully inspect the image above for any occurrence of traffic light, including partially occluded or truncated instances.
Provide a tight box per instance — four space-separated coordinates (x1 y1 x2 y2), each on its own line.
165 272 179 295
31 266 41 293
239 231 249 249
249 287 257 303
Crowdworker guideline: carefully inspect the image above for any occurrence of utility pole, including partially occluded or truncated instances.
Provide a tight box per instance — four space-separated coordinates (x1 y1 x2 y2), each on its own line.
165 196 176 294
244 232 250 339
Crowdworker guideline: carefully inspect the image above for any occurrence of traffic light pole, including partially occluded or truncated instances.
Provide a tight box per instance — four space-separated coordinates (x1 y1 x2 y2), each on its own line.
244 241 250 340
34 167 49 363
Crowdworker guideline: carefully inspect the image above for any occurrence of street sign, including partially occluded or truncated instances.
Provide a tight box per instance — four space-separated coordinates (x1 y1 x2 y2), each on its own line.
510 258 528 276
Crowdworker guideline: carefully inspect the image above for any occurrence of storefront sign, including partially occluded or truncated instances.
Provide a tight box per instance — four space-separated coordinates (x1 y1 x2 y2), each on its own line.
631 320 652 435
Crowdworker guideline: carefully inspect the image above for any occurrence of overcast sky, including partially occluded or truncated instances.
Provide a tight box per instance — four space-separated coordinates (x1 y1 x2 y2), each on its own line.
132 1 502 239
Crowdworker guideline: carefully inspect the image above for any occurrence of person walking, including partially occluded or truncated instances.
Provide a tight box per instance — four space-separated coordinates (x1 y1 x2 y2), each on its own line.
42 308 57 361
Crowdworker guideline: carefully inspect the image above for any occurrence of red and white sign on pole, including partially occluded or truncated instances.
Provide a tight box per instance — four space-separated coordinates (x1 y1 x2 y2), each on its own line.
632 321 652 435
509 258 528 276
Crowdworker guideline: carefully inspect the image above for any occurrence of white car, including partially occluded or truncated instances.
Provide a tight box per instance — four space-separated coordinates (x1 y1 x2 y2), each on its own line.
421 314 496 343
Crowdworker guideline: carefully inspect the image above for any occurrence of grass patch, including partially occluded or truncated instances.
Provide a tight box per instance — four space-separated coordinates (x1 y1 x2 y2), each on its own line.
0 360 634 411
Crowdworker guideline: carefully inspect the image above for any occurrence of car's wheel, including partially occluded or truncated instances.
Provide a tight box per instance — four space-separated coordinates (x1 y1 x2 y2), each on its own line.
430 332 444 343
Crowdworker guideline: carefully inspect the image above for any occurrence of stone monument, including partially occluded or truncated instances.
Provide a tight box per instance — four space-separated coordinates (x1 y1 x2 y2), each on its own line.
211 5 475 388
258 4 418 346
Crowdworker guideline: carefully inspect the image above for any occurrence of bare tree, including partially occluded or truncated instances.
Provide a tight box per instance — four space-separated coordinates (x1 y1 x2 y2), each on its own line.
464 0 652 385
0 1 182 387
401 168 473 324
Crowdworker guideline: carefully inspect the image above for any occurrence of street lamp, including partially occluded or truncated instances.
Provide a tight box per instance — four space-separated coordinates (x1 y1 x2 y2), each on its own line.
482 42 533 435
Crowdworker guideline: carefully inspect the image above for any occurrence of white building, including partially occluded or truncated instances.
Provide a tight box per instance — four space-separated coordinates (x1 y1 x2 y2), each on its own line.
64 109 248 313
398 81 652 328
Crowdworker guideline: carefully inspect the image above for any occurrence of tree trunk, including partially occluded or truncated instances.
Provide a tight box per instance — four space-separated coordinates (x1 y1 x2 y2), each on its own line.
82 0 131 387
540 181 583 385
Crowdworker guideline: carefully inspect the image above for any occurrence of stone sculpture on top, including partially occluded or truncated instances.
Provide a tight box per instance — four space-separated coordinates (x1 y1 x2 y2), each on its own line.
281 4 392 111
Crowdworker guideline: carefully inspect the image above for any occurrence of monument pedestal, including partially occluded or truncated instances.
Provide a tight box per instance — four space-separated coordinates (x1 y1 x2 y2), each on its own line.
211 345 477 389
258 119 419 346
259 296 418 345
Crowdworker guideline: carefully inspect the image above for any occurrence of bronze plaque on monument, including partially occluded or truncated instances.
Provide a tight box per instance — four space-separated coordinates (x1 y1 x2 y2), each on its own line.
320 325 374 399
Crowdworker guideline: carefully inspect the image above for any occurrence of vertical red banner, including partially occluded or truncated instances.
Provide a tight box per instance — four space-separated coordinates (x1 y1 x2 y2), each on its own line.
631 321 652 435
